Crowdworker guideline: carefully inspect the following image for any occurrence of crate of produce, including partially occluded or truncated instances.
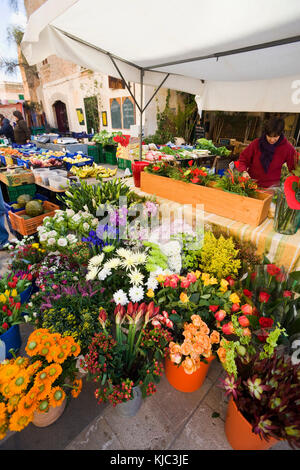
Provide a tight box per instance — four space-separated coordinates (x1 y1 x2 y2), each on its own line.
117 158 132 171
8 193 49 213
64 157 94 171
8 201 59 236
105 151 117 165
87 144 105 163
7 183 37 203
0 169 35 186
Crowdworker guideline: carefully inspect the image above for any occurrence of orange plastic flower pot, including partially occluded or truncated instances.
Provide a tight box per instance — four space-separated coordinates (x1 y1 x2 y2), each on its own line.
165 355 214 393
225 397 279 450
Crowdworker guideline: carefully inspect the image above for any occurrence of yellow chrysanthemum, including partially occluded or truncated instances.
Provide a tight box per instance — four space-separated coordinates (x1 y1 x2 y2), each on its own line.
49 387 66 408
9 410 32 432
10 371 30 395
71 379 82 399
43 363 62 383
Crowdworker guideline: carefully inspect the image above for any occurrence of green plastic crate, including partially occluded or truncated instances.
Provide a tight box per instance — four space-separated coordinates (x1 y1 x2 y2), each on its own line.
7 184 37 202
118 158 132 171
88 144 106 163
105 151 117 165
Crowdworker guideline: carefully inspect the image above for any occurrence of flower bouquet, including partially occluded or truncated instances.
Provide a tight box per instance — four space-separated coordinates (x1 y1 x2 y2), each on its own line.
0 273 33 335
216 168 258 198
0 328 82 439
274 164 300 235
220 351 300 449
82 302 173 407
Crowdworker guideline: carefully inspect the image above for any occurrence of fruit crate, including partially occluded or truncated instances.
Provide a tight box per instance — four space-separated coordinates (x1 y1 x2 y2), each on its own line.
7 184 37 203
64 157 94 171
8 193 49 213
117 158 132 171
105 151 117 165
88 144 105 163
8 201 59 236
0 169 35 186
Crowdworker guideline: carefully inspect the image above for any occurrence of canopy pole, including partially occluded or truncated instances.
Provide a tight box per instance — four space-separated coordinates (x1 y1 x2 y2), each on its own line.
139 69 144 161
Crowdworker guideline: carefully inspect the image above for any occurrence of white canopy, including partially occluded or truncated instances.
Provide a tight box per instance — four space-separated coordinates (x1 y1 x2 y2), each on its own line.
21 0 300 112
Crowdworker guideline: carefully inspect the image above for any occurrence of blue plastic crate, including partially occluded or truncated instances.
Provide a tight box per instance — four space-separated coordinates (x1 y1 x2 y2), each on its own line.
17 158 30 169
64 157 94 171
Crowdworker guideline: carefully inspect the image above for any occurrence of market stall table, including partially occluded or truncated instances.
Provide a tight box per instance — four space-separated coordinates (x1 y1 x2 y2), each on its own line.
127 178 300 273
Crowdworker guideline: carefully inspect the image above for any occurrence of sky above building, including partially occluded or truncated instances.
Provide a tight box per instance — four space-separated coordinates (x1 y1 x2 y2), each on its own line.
0 1 27 82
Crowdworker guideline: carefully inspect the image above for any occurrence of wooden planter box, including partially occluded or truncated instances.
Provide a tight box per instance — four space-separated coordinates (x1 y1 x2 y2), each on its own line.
140 172 272 227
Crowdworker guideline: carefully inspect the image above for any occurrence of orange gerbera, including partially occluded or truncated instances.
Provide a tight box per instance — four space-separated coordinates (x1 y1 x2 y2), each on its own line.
9 410 33 432
71 379 82 398
68 338 81 357
0 403 6 421
43 363 63 383
51 345 69 364
36 399 50 413
14 357 29 370
27 360 43 378
0 363 19 384
10 371 30 395
58 338 72 357
49 386 66 408
7 394 22 414
25 338 40 357
33 381 51 401
16 395 36 417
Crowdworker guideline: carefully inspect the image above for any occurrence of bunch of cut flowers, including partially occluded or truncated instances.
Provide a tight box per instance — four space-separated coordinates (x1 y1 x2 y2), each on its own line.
0 328 82 439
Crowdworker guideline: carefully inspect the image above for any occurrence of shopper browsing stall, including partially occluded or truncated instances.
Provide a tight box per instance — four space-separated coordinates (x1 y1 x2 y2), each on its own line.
0 115 15 144
237 118 298 188
13 111 31 145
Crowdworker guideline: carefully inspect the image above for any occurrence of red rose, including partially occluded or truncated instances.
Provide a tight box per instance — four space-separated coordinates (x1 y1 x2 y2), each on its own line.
257 330 269 342
226 276 235 287
238 315 250 327
241 304 253 315
259 292 271 303
283 290 292 298
2 322 9 330
222 322 235 335
243 289 253 298
215 310 226 322
267 264 281 276
231 303 240 313
209 305 219 313
259 317 274 328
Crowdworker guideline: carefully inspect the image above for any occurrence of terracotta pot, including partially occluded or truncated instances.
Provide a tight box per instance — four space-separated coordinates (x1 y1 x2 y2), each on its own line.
32 398 67 428
165 355 214 393
225 397 279 450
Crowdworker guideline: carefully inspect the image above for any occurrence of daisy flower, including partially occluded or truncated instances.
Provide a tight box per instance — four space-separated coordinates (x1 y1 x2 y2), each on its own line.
103 258 120 270
113 289 128 306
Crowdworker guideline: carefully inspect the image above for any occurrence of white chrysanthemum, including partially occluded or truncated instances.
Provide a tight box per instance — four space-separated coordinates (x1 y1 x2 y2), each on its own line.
116 248 132 258
47 237 56 246
161 240 181 257
128 269 144 286
120 255 137 271
98 268 112 281
147 277 159 291
88 253 104 267
104 258 120 270
86 267 98 281
113 289 128 306
132 252 147 265
57 238 68 247
129 286 144 303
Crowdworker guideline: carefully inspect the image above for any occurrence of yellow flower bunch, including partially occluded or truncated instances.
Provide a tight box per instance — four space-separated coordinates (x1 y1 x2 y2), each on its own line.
0 329 82 439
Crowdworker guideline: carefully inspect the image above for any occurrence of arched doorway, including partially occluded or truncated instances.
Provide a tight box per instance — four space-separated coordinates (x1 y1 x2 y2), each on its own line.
53 100 69 134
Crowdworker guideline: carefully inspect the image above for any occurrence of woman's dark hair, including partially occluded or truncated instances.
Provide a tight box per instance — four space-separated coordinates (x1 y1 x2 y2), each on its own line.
0 114 4 120
263 118 285 137
13 111 24 121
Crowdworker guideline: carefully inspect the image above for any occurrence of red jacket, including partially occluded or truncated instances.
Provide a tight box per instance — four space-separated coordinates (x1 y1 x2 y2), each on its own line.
237 137 298 188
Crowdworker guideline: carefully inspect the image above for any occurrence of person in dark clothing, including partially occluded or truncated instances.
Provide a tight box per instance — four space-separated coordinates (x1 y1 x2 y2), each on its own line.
13 111 31 145
237 118 298 188
0 114 15 143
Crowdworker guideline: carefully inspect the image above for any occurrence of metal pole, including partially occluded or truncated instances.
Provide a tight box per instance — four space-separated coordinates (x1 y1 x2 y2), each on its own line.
139 69 144 161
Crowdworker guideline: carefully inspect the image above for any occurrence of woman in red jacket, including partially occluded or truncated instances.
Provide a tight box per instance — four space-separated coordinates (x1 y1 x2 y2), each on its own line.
237 118 298 188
